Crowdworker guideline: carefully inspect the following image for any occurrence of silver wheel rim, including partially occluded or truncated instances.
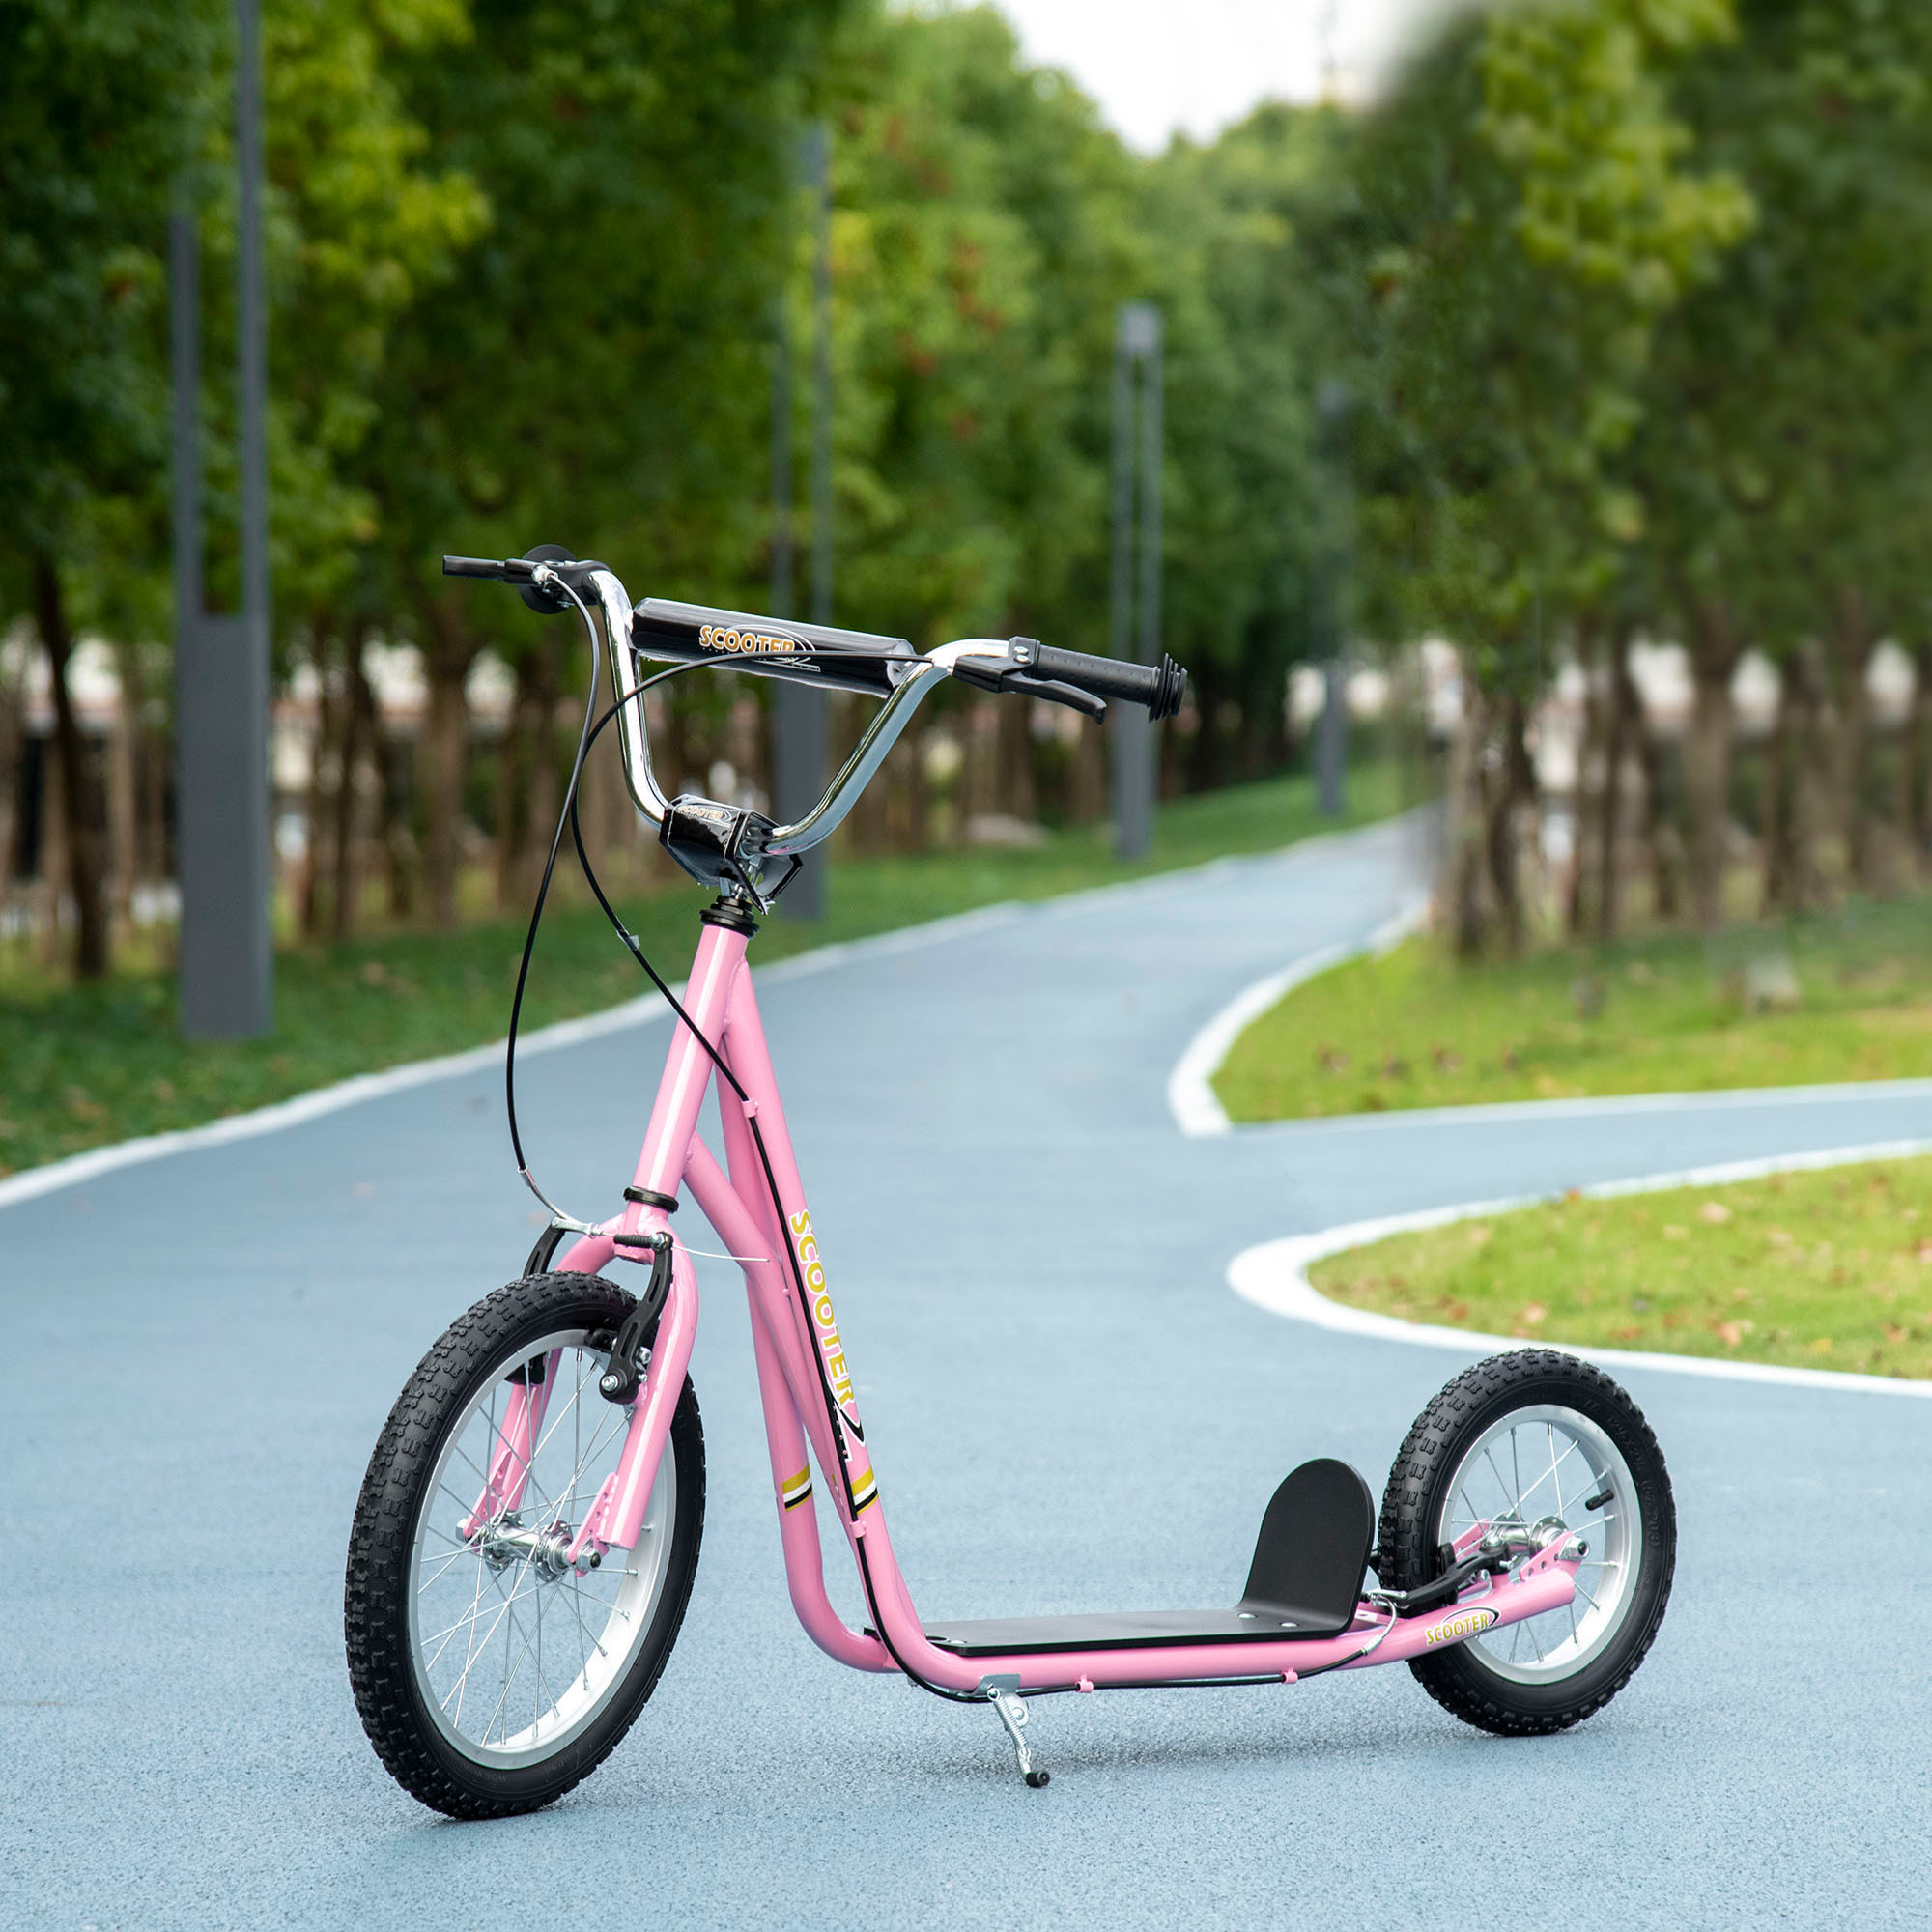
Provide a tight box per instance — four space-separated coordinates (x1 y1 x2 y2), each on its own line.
407 1326 675 1768
1435 1402 1641 1685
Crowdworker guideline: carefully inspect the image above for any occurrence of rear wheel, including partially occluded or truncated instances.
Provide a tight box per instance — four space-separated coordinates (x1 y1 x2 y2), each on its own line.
1378 1350 1673 1736
345 1271 704 1817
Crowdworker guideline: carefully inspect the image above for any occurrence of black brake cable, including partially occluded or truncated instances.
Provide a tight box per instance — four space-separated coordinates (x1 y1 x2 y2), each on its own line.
501 638 698 1229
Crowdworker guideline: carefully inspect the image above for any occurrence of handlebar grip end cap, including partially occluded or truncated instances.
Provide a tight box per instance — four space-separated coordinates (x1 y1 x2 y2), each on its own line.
1151 653 1187 722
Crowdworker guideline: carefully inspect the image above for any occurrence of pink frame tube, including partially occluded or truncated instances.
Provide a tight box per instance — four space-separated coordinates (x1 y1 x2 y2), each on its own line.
568 916 1578 1692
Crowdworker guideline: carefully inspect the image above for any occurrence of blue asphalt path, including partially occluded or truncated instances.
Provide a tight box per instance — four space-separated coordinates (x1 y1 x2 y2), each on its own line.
6 810 1930 1929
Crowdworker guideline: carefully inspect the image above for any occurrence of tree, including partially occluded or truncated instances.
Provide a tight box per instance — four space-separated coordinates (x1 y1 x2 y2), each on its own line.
1629 0 1932 922
1333 0 1750 950
359 0 846 925
0 0 218 977
1143 106 1342 792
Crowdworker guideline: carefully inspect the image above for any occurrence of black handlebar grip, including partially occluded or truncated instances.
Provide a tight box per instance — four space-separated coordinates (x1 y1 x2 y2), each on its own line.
1029 643 1187 721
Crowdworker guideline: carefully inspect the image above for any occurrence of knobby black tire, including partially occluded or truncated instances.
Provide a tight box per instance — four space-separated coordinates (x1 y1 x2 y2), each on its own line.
1377 1349 1674 1738
344 1271 704 1818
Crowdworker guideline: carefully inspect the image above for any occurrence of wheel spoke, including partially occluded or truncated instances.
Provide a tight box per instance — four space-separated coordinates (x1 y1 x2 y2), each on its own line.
1436 1401 1647 1689
399 1322 683 1767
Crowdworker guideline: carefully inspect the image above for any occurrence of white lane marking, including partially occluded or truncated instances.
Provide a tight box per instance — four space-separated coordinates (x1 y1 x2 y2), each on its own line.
0 819 1417 1215
0 987 688 1213
1236 1075 1932 1137
1227 1138 1932 1397
1168 895 1429 1137
0 903 1016 1214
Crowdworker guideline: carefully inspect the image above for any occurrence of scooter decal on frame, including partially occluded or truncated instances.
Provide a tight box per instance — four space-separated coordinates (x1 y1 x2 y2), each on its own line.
1425 1606 1499 1647
789 1208 878 1507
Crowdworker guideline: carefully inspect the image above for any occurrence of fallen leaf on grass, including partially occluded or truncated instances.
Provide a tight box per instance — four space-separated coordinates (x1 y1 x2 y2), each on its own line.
1699 1202 1733 1224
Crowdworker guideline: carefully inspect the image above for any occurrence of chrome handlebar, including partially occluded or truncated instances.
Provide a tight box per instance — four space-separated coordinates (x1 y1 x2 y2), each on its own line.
565 562 1017 859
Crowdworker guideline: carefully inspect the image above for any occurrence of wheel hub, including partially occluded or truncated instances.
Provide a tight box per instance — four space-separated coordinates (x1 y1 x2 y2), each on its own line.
469 1512 594 1580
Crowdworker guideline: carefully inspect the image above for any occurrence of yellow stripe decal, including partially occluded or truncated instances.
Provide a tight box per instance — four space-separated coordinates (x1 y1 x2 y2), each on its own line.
781 1466 812 1507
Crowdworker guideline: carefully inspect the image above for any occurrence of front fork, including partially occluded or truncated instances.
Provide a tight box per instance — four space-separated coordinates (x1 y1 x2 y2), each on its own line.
463 1227 699 1568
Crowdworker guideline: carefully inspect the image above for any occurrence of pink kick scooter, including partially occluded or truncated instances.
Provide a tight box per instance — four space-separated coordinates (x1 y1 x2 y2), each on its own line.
344 548 1676 1818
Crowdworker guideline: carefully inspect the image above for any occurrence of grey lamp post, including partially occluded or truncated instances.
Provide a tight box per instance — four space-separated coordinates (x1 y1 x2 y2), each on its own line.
770 121 832 918
172 0 274 1037
1109 301 1164 860
1314 378 1354 820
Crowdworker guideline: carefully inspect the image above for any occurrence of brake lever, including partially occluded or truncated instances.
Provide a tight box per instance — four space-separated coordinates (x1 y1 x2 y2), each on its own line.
1006 672 1106 720
951 654 1107 720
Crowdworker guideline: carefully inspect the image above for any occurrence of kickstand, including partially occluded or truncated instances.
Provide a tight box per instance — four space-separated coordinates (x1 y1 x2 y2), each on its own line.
980 1675 1049 1789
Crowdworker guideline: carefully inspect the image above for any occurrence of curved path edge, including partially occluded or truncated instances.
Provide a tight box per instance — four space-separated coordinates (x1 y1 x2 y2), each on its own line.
0 819 1386 1216
1168 891 1430 1135
0 898 1015 1214
1227 1136 1932 1398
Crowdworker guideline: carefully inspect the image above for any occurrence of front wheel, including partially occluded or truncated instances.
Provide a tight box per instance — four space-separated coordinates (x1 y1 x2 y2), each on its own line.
344 1271 704 1817
1378 1350 1674 1736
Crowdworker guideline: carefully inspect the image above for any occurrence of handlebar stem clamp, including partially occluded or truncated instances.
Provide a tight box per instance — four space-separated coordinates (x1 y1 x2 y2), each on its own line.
658 796 797 911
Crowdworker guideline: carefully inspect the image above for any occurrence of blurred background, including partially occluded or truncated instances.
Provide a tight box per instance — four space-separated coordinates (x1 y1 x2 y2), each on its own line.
5 0 1931 1172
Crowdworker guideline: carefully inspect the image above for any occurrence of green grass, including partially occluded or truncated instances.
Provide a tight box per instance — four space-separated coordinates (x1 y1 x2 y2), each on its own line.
0 760 1403 1179
1309 1156 1932 1380
1214 897 1932 1123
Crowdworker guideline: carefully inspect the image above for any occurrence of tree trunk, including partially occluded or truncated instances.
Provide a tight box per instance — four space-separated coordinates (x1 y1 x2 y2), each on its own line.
1826 589 1879 892
34 553 108 979
1593 653 1629 943
1683 600 1738 932
108 652 137 932
298 650 336 941
1761 656 1797 915
1631 660 1682 923
500 641 565 906
1485 694 1534 954
525 677 562 904
418 604 477 931
1908 642 1932 877
1763 645 1831 916
331 633 371 940
40 736 67 970
0 653 21 899
1441 681 1489 958
375 716 414 920
1068 715 1106 824
1566 638 1607 940
137 654 168 886
995 694 1037 822
958 699 998 826
880 728 925 850
1186 654 1224 793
